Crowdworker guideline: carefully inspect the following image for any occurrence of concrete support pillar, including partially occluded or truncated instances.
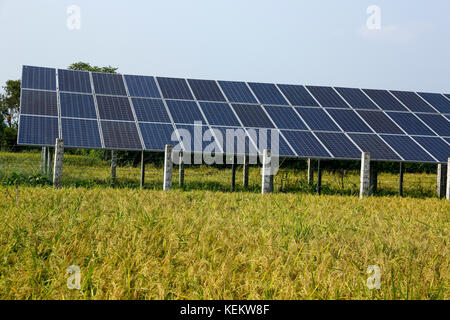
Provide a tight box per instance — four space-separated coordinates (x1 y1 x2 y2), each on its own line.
369 162 378 196
179 151 184 187
437 163 447 198
316 159 322 195
360 152 371 199
446 158 450 200
261 149 273 194
140 151 145 189
307 158 314 185
47 147 53 176
163 145 173 191
40 147 47 174
231 156 237 192
111 150 117 186
243 155 249 188
399 162 404 197
53 139 64 189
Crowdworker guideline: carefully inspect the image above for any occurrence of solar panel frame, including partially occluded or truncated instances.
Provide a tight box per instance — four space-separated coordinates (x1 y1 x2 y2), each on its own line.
390 90 438 113
139 122 179 151
247 82 289 105
156 77 195 100
92 72 127 96
58 69 92 93
20 89 58 117
165 99 206 125
59 92 97 119
244 127 296 157
263 105 308 130
348 133 402 161
380 134 436 162
306 86 351 109
124 75 161 98
61 118 102 149
96 95 135 121
231 104 276 128
412 136 450 163
326 109 373 133
386 112 436 136
100 120 143 150
417 92 450 114
314 132 362 159
187 79 226 102
294 107 341 132
356 110 405 135
174 124 223 153
209 126 258 156
363 89 409 111
22 66 57 91
198 102 241 127
281 130 332 158
277 84 319 107
131 98 171 123
17 115 59 146
217 81 258 104
335 87 380 110
415 113 450 137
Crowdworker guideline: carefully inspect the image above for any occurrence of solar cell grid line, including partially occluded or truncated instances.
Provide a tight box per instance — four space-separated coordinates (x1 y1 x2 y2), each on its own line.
262 105 308 130
247 82 289 105
122 74 146 150
165 100 206 125
96 95 135 121
281 130 332 158
326 109 373 133
131 98 171 123
386 112 436 136
363 89 409 111
18 115 59 146
231 104 276 128
60 93 97 119
20 89 58 117
390 90 438 113
412 136 450 163
91 72 127 96
356 110 405 135
305 86 350 109
199 102 241 127
156 77 194 100
124 75 161 98
101 120 143 150
22 66 57 91
380 135 437 162
139 123 179 151
334 87 381 110
276 84 319 107
58 69 92 93
89 72 105 148
348 133 403 161
417 92 450 114
187 79 226 102
61 118 102 149
294 107 341 132
416 113 450 137
314 132 362 159
55 69 62 140
217 81 258 104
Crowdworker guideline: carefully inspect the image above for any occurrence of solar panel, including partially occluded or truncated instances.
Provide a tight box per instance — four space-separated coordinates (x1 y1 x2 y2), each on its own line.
247 83 289 105
92 72 127 96
263 105 307 130
62 118 102 148
417 93 450 114
132 98 170 123
175 124 222 153
157 77 194 100
335 87 380 110
60 93 97 119
281 131 331 158
326 109 372 133
199 102 241 127
363 89 408 111
245 128 296 156
445 94 450 101
314 132 361 159
277 84 319 107
18 115 59 146
386 112 435 136
188 79 226 102
348 134 401 161
415 114 450 137
356 110 404 134
58 69 92 93
294 107 341 131
139 123 177 151
210 126 256 155
22 66 56 91
380 135 435 162
306 86 350 108
390 91 437 113
232 104 275 128
101 121 142 150
412 137 450 162
20 90 58 116
217 81 258 103
124 75 161 98
96 96 134 121
165 100 205 124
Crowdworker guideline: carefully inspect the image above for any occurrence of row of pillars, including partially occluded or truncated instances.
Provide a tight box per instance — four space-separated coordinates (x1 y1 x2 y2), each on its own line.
40 139 64 189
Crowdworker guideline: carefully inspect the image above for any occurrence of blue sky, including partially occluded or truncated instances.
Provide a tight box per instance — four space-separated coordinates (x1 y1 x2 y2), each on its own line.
1 0 450 93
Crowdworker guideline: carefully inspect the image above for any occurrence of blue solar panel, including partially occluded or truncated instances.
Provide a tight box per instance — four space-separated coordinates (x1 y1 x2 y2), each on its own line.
60 93 97 119
232 104 275 128
22 66 56 91
356 110 404 134
412 136 450 162
199 102 241 126
20 90 58 116
335 87 380 110
314 132 361 159
277 84 319 107
380 135 435 162
92 73 127 96
210 126 256 155
294 107 341 131
188 79 226 102
415 114 450 137
132 98 170 123
281 131 331 158
166 100 205 124
363 89 408 111
445 94 450 101
101 121 142 150
386 112 435 136
124 75 161 98
175 124 222 153
306 86 350 109
417 93 450 114
96 96 134 121
326 109 372 133
18 115 59 146
157 77 194 100
218 81 257 103
248 83 289 105
245 128 295 156
263 105 307 130
62 118 102 148
348 134 401 161
139 123 177 151
58 69 92 93
390 91 436 113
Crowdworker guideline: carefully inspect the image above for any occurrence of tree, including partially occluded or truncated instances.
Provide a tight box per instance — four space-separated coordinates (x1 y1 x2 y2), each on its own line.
0 80 21 128
68 62 118 74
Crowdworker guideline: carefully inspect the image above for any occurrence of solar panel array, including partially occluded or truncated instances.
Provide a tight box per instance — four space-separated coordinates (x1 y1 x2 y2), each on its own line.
18 66 450 163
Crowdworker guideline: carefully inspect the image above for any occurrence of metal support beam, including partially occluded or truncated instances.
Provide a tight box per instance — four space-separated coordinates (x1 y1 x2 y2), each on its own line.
53 139 64 189
360 152 371 199
316 159 322 195
399 162 404 197
243 155 249 188
231 156 237 192
111 150 117 186
40 147 47 174
437 163 447 198
140 151 145 189
163 144 173 191
261 149 273 194
369 161 378 196
307 158 314 185
179 151 184 187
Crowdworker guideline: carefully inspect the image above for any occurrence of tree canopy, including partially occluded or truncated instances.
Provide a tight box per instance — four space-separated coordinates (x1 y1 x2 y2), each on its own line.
68 62 118 74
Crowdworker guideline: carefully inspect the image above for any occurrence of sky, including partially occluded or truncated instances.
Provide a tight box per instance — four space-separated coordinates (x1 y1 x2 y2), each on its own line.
1 0 450 93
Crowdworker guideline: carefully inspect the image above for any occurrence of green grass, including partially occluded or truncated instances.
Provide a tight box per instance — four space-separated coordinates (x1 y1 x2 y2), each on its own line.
0 152 448 299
